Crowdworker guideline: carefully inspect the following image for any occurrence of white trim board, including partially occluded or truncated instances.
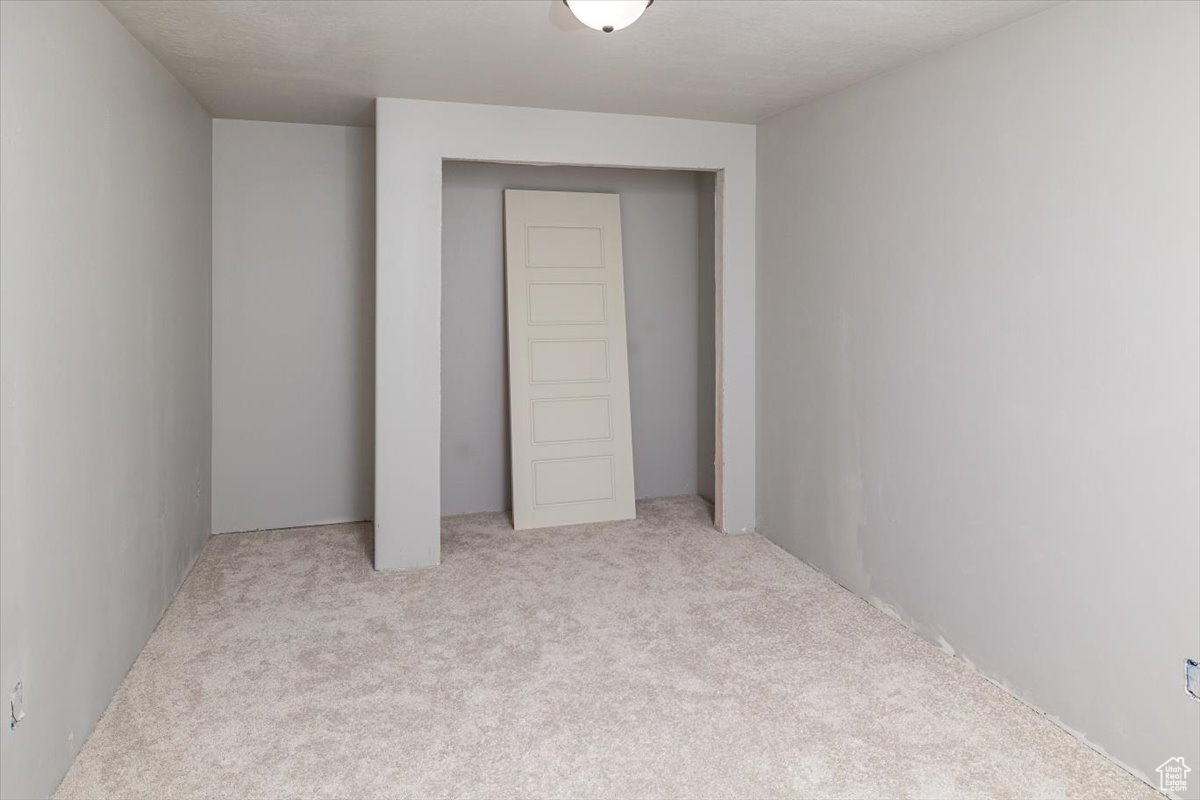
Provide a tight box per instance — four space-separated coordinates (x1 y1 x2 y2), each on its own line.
375 97 756 569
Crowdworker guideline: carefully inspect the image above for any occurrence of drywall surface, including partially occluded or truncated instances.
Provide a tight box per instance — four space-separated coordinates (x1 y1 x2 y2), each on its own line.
757 0 1199 792
102 0 1056 127
441 163 714 515
376 98 755 569
212 120 374 533
0 1 213 797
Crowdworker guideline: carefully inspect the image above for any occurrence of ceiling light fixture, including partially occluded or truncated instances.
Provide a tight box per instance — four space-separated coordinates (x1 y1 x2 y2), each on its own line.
563 0 653 34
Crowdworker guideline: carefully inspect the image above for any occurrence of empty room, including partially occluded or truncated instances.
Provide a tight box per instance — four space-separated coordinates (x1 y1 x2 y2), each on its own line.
1 1 1197 798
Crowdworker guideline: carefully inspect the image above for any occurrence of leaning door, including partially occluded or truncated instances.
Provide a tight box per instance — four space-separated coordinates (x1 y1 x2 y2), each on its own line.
504 189 636 530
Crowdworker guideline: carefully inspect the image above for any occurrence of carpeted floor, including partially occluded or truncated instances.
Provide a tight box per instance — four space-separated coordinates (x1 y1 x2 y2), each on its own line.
55 495 1155 799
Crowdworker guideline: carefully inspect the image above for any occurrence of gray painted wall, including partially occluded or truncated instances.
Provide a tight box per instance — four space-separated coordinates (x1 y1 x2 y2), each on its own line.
442 162 715 515
757 0 1199 791
212 119 375 533
0 2 213 797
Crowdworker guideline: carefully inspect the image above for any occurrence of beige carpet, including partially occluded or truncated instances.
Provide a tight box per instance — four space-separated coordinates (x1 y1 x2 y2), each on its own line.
55 496 1155 799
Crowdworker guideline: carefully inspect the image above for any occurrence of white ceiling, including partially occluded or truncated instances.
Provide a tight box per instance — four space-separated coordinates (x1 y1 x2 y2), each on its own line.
103 0 1057 127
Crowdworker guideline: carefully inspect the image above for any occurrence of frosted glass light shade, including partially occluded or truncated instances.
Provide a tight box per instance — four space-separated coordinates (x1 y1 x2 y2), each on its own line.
564 0 653 33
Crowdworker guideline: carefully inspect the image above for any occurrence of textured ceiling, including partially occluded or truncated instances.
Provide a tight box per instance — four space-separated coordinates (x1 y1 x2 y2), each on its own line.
103 0 1057 127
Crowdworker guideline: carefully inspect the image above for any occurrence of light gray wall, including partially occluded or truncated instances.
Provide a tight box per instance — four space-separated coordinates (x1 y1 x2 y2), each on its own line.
212 119 374 533
757 0 1199 791
0 2 213 797
441 162 715 515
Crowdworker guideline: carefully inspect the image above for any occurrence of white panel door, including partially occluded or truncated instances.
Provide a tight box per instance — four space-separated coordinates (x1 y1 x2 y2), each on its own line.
505 190 636 530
